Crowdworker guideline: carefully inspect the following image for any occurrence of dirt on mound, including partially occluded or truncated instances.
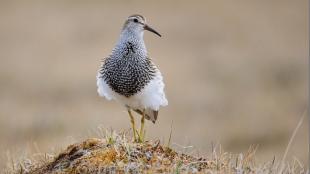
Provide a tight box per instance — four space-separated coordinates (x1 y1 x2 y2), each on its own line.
28 137 212 173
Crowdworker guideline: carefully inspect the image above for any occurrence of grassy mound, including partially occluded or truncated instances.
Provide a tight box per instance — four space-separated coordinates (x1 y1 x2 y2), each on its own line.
6 131 306 174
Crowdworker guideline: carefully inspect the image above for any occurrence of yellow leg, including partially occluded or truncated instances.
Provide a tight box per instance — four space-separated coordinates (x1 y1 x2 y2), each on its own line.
127 109 137 141
139 109 145 142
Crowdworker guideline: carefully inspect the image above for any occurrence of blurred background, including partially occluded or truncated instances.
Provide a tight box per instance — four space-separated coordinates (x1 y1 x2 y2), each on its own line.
0 0 308 169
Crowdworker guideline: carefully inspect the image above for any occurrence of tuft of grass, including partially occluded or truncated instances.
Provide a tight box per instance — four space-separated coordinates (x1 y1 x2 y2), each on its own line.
4 129 306 174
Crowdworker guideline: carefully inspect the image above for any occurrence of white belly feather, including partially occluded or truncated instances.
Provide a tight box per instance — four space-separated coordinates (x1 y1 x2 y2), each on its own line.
96 71 168 111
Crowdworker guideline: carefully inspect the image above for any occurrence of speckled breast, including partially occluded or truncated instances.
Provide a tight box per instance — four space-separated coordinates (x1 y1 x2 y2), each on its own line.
99 54 156 97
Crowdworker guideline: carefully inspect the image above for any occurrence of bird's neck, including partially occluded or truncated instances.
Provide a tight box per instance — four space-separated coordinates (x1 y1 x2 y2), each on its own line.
113 29 147 56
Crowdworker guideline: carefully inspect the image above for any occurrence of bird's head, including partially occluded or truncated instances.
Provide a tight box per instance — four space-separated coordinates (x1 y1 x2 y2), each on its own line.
122 14 161 37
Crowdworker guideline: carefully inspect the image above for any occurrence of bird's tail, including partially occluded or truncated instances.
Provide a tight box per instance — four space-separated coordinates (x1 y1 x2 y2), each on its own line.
133 109 158 124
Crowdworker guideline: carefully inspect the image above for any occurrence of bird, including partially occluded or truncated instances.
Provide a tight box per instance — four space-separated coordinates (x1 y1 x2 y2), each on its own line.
96 14 168 142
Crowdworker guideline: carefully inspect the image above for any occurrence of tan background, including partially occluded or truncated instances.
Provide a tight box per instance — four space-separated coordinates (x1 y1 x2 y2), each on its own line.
0 0 308 169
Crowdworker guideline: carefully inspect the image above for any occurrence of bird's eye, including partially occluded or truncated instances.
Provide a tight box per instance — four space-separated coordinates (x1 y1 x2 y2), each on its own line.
133 18 138 23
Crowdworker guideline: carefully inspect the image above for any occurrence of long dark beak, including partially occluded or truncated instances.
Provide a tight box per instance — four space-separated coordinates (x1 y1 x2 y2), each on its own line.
144 24 161 37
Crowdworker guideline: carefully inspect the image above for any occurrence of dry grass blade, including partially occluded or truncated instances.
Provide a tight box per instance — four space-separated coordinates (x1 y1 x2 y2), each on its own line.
278 108 307 174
